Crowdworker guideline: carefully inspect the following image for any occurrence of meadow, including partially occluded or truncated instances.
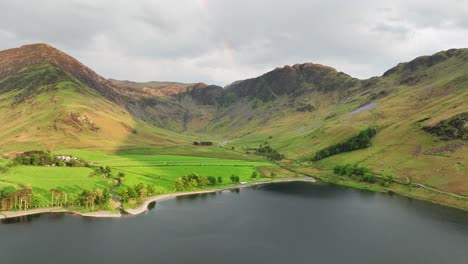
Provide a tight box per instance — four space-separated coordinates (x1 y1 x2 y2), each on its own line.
0 148 275 208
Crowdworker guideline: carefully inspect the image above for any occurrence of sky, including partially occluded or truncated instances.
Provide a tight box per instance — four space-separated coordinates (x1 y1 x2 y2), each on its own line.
1 0 467 86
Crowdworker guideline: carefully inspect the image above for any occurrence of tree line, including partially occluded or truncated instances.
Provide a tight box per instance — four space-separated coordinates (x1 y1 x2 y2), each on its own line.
312 127 377 161
254 143 285 161
175 173 220 191
174 173 248 191
193 141 214 146
120 183 156 204
0 186 37 211
13 150 89 167
333 164 393 186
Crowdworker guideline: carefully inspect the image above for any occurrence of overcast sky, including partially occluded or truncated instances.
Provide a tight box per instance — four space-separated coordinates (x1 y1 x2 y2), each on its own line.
1 0 467 86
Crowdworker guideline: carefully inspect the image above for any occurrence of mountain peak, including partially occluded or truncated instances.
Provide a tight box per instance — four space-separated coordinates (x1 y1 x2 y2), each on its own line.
20 43 55 49
227 62 355 101
0 43 86 76
274 63 336 73
0 43 118 98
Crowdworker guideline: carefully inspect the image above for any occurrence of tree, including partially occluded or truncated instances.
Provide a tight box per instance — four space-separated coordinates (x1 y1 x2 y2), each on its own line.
188 179 198 191
198 176 208 189
134 183 146 199
217 176 223 184
207 176 217 185
230 175 240 183
147 184 156 196
117 172 125 185
104 166 112 178
251 170 258 179
31 154 41 166
127 186 137 199
102 188 110 203
362 173 375 183
175 178 185 191
120 189 130 202
95 189 103 205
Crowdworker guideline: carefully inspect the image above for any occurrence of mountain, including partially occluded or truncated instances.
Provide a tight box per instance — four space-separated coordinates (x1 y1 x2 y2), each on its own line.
0 43 466 201
0 44 193 151
208 49 467 198
109 79 224 131
224 63 358 101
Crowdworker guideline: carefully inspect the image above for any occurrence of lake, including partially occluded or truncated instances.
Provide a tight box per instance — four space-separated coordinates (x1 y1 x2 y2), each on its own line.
1 182 468 264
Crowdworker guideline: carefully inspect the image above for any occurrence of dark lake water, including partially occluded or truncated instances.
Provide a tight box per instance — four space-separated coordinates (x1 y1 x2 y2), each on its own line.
1 182 468 264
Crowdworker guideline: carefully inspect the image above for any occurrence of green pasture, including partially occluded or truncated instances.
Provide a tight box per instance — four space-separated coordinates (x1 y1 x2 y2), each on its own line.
0 149 275 207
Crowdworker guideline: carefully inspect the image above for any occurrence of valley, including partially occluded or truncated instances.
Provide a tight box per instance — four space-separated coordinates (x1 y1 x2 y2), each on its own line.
0 43 467 217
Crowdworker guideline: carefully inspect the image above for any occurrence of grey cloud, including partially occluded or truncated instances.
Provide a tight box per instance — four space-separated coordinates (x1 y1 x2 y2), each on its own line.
0 0 467 85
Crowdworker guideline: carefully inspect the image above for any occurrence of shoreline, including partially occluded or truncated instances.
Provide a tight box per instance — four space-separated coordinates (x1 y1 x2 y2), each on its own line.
0 177 316 220
125 177 316 215
0 207 122 219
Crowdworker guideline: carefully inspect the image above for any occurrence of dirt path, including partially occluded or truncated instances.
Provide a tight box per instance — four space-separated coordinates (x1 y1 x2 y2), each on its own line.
411 183 468 199
368 145 468 200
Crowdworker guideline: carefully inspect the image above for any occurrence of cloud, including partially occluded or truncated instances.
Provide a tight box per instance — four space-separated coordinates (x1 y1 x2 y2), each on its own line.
0 0 467 85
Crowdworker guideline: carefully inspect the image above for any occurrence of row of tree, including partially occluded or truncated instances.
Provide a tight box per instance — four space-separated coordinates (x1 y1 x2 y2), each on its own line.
0 185 113 211
76 188 112 210
254 143 285 161
175 173 216 191
333 164 393 186
175 173 248 191
13 150 88 167
0 187 36 211
120 183 156 203
312 127 377 161
193 141 214 146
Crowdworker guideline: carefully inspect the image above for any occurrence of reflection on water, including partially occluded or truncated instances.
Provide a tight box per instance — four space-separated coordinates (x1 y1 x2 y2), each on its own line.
1 214 38 224
147 201 156 210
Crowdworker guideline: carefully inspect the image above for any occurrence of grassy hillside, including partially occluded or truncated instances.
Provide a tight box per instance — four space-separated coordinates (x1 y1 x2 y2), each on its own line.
0 62 191 152
209 49 468 204
0 44 466 212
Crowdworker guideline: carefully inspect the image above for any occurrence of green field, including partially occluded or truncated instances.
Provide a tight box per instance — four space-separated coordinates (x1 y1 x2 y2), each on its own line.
0 149 275 208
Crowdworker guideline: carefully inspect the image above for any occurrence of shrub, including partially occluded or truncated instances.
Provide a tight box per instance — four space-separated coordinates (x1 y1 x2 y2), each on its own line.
207 176 217 185
251 170 258 179
230 175 240 183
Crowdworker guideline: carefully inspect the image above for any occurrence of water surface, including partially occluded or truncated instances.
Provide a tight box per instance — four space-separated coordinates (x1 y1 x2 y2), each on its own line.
1 182 468 264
